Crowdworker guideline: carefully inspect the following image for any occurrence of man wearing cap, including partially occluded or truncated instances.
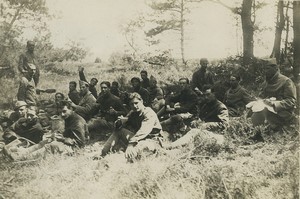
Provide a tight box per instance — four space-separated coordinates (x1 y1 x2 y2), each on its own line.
249 58 297 130
147 75 165 112
3 106 44 144
131 77 150 106
17 62 37 106
18 41 40 86
78 66 98 98
224 74 255 117
87 81 127 140
68 81 81 105
191 58 214 92
70 80 96 121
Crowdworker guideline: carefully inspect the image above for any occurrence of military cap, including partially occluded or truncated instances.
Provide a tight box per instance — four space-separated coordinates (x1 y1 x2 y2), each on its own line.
15 101 27 110
79 80 89 87
263 58 277 66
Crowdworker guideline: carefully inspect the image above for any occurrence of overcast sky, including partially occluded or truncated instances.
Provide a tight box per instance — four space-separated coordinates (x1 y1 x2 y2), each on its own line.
42 0 277 61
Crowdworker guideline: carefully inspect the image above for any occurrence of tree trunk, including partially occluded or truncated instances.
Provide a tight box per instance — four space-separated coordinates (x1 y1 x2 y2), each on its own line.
270 1 285 64
283 2 290 62
241 0 254 65
180 0 185 65
293 1 300 78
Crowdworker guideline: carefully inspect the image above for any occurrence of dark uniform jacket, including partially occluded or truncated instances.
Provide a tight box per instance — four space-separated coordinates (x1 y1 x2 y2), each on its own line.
191 68 214 91
224 85 255 116
197 99 229 129
64 112 88 147
133 86 150 106
68 90 81 105
95 92 127 122
168 87 198 114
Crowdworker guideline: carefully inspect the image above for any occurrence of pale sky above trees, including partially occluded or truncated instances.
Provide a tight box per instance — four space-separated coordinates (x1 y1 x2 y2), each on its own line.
25 0 277 61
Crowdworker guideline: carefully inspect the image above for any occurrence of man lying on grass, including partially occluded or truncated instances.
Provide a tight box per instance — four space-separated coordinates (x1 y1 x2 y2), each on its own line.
99 92 162 161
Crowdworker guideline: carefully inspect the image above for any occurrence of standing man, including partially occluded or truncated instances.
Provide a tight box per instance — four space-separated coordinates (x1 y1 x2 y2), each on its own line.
191 58 214 92
78 66 98 98
140 70 150 89
17 63 37 107
70 80 96 121
249 58 297 130
18 40 40 86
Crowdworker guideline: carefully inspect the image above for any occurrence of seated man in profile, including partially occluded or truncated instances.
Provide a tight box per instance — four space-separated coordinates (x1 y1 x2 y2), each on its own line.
70 80 96 121
88 81 127 140
99 93 162 160
247 58 297 130
45 101 88 154
147 75 165 112
159 77 198 134
162 87 229 149
224 74 255 117
3 105 44 144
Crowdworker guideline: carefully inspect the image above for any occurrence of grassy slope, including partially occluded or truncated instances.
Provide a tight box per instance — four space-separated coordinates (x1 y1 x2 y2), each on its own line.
0 62 299 199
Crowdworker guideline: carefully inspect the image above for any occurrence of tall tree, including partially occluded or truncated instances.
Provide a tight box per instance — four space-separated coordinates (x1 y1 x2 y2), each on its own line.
293 1 300 78
145 0 189 64
270 1 285 63
240 0 254 64
191 0 265 65
0 0 50 61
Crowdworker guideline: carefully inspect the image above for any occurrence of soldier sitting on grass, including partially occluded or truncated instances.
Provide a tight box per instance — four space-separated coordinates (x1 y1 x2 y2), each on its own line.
161 87 229 149
159 77 198 136
224 74 255 117
98 92 162 161
87 81 127 141
3 103 44 144
45 101 88 154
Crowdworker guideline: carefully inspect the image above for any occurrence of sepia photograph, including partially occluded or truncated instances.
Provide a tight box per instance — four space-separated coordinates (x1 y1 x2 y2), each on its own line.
0 0 299 198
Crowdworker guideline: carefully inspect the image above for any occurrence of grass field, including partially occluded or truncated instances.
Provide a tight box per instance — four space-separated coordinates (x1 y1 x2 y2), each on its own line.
0 61 299 199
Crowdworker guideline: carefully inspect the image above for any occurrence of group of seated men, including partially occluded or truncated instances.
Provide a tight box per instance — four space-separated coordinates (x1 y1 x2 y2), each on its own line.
0 56 297 160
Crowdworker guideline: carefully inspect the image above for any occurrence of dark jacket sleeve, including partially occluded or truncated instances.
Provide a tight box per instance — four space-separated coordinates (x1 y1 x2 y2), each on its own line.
79 70 88 82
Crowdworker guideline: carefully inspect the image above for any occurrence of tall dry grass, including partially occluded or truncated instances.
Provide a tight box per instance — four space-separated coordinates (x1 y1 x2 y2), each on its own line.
0 61 299 199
